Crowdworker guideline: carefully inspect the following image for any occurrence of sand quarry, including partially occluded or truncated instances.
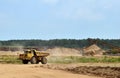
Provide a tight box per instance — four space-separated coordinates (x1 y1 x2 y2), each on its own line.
0 64 102 78
0 46 120 78
0 63 120 78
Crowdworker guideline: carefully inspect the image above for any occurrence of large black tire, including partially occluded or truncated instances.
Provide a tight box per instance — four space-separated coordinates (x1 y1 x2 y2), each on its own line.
30 56 39 64
41 57 47 64
22 60 29 64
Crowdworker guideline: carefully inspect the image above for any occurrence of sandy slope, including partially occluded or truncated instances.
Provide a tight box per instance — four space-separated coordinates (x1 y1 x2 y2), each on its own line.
0 64 100 78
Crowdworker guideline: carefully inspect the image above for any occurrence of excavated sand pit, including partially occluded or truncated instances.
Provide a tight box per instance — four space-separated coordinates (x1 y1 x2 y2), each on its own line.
65 66 120 78
39 64 120 78
0 64 101 78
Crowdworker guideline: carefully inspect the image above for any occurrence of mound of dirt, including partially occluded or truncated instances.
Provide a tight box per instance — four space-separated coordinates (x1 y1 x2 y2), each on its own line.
40 64 120 78
83 44 105 56
65 66 120 78
46 47 82 56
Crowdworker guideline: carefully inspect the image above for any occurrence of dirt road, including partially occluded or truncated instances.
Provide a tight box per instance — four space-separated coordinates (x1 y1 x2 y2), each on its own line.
0 64 100 78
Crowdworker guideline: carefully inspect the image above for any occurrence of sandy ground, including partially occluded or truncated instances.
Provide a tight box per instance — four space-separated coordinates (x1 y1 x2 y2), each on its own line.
0 64 101 78
41 63 120 78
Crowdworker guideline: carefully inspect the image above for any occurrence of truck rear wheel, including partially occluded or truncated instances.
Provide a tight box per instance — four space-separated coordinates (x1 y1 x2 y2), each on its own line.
30 56 39 64
22 60 29 64
41 57 47 64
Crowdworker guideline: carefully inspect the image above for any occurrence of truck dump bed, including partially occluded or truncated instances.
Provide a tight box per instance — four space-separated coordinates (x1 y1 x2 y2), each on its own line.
35 52 49 57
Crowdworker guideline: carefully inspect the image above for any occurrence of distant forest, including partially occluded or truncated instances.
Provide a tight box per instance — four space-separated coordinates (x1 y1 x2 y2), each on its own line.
0 39 120 51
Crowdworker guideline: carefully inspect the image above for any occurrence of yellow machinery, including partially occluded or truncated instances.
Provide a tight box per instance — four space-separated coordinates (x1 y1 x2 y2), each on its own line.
19 49 49 64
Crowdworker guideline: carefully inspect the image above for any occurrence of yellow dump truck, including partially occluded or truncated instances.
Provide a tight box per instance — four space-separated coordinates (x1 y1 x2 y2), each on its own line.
19 49 49 64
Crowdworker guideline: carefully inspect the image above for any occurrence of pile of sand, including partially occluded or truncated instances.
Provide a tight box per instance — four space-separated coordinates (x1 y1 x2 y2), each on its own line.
46 47 82 56
83 44 105 56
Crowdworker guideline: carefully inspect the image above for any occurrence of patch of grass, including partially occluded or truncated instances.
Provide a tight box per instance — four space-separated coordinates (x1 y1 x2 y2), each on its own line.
0 55 22 64
48 56 120 64
0 55 120 64
101 56 120 63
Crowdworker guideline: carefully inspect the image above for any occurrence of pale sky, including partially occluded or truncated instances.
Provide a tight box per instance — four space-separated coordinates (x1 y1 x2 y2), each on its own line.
0 0 120 40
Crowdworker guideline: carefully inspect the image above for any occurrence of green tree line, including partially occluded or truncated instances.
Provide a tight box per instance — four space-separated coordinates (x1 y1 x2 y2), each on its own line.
0 39 120 48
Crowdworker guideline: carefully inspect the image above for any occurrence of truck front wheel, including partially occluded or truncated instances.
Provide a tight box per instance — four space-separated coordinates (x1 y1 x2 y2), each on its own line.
22 60 29 64
41 57 47 64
